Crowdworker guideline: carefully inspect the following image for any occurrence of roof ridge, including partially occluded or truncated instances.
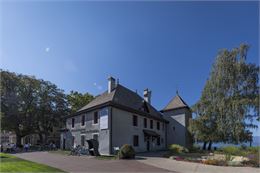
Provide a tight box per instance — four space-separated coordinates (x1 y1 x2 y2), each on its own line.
162 94 189 111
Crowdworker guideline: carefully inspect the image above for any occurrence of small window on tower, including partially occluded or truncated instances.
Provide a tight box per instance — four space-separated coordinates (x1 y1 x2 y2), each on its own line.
72 118 75 128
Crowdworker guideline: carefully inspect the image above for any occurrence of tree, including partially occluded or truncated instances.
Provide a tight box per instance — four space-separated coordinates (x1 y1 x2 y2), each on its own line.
1 71 39 146
190 80 220 150
33 80 69 144
190 44 259 149
67 91 94 113
1 70 68 145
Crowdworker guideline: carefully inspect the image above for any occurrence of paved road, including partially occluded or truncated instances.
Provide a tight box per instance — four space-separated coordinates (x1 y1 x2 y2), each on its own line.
14 152 174 173
137 152 260 173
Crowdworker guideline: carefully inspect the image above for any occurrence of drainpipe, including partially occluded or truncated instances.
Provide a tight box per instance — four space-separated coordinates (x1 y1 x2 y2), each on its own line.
109 107 113 154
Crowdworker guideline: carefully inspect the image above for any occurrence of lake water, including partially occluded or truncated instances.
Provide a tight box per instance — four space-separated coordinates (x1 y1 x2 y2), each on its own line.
196 136 260 148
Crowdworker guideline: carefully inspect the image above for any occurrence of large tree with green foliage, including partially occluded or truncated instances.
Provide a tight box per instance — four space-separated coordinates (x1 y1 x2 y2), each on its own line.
1 70 68 145
67 91 94 113
190 44 259 149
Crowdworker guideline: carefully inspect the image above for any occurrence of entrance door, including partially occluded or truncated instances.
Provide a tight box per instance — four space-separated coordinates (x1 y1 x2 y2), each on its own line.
63 138 66 149
146 140 150 151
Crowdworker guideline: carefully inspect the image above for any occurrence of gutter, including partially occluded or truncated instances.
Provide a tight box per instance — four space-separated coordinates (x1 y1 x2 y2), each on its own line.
64 101 169 123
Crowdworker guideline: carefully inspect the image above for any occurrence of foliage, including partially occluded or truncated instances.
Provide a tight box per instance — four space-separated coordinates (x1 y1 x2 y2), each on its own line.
202 159 227 166
1 70 69 145
222 146 242 156
190 44 259 147
0 153 65 172
245 146 260 154
168 144 189 154
118 144 135 159
224 153 233 161
188 144 201 153
242 155 260 167
216 146 259 156
67 91 94 113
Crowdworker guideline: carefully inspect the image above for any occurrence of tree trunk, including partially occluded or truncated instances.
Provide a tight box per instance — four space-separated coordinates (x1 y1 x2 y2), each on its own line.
16 134 22 147
38 133 44 144
207 141 212 151
202 141 207 150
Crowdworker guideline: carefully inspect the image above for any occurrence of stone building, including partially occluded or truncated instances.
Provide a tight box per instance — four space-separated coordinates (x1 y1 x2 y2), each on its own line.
61 77 192 155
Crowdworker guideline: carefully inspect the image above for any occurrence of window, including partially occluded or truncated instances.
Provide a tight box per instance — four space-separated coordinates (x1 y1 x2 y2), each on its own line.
150 120 153 129
157 122 160 130
93 134 99 141
157 137 160 146
133 115 138 126
72 118 75 128
133 135 139 146
144 118 147 128
81 115 85 126
81 135 85 146
72 136 75 147
94 112 98 124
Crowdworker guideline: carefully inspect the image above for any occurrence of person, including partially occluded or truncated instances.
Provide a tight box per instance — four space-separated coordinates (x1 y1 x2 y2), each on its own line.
24 143 29 152
52 143 56 150
49 142 53 150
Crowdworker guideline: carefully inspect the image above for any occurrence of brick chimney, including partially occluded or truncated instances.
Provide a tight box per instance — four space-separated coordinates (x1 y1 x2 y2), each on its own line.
143 88 152 104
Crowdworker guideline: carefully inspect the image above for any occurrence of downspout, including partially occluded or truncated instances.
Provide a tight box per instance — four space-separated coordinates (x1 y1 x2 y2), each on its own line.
165 122 167 149
109 107 113 154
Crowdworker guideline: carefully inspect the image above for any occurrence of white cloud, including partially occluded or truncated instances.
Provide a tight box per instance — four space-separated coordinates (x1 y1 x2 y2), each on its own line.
93 82 103 90
45 47 50 52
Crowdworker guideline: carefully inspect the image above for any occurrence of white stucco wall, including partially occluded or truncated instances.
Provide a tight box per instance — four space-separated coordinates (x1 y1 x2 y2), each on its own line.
111 107 166 153
163 108 192 147
64 108 111 155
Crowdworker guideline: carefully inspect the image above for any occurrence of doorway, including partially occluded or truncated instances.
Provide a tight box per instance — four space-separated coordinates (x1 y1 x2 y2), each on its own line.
146 140 150 151
63 138 66 149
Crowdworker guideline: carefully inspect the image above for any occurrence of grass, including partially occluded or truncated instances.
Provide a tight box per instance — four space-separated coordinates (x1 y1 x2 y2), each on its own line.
0 153 66 172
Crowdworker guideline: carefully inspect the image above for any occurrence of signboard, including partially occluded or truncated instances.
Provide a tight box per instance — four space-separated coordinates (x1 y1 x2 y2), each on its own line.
100 107 109 130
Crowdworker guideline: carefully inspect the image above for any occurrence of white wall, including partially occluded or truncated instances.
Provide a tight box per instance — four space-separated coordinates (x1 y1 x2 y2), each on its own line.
111 107 166 153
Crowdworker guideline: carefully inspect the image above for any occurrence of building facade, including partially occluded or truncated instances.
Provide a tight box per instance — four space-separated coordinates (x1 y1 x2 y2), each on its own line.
61 77 192 155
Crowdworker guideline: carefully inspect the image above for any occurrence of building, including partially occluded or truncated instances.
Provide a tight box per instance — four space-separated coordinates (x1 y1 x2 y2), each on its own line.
161 93 192 147
61 77 192 155
0 130 16 146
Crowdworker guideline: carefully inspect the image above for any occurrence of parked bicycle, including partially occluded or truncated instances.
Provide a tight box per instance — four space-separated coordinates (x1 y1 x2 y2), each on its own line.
70 145 88 156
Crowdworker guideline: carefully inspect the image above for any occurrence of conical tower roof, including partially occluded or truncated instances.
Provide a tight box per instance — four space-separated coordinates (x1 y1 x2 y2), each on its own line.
162 94 189 112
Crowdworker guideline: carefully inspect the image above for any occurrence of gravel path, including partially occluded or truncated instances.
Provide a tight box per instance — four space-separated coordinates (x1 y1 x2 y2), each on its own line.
14 151 174 173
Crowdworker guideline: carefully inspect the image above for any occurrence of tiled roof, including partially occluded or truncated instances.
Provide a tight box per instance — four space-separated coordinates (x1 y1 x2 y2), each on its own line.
77 84 163 119
162 94 189 111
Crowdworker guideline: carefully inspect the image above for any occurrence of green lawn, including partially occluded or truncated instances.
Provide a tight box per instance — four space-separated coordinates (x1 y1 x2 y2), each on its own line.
0 153 65 172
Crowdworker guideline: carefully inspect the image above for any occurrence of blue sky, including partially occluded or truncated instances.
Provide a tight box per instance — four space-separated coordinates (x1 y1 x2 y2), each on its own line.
1 1 259 135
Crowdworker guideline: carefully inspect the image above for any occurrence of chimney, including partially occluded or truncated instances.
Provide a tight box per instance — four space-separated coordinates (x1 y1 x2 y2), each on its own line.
108 76 116 93
143 88 152 104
